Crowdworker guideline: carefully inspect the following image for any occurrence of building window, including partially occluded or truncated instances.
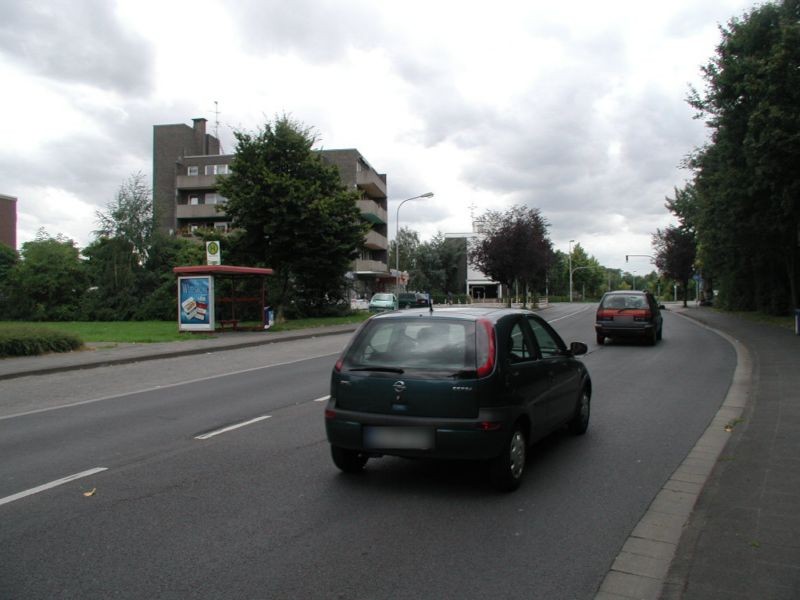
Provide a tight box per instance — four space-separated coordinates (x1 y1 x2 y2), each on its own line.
214 222 229 232
187 166 199 176
189 195 200 205
205 164 229 175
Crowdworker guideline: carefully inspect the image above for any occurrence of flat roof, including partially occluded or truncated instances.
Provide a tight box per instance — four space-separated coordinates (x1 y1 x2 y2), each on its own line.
173 265 274 276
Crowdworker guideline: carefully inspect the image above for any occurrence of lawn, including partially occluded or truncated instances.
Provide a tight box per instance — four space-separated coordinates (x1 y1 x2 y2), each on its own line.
0 312 370 344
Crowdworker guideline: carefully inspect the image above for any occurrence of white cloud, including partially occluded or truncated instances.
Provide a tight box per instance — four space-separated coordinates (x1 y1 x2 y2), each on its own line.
0 0 754 271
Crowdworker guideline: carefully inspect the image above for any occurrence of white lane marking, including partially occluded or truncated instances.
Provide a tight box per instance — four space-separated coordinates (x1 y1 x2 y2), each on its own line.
547 306 594 323
1 352 341 422
194 415 272 440
0 467 108 507
313 395 330 403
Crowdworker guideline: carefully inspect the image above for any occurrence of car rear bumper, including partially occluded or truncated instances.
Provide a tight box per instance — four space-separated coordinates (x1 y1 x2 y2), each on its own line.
595 323 655 337
325 405 513 460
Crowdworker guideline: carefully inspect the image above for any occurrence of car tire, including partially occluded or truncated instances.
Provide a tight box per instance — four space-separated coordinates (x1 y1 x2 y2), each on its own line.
568 388 590 435
596 333 605 345
330 446 368 473
657 325 663 341
647 327 657 346
489 426 527 492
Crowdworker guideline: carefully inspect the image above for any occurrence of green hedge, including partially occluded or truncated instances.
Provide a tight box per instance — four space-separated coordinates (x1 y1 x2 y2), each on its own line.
0 327 84 358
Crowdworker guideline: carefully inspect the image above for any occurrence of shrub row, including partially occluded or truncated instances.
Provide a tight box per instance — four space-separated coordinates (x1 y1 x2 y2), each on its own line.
0 328 84 358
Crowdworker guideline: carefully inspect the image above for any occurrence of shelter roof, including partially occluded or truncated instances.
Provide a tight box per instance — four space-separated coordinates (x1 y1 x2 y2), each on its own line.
173 265 274 276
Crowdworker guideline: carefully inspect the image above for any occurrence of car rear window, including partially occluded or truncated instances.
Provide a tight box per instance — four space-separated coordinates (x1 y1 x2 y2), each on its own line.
372 294 394 301
601 294 646 309
345 319 475 371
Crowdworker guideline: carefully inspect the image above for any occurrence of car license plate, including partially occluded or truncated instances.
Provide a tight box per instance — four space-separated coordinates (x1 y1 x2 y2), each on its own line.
363 426 434 450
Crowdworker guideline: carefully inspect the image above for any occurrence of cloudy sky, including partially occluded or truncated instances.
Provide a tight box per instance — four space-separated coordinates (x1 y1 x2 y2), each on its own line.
0 0 756 272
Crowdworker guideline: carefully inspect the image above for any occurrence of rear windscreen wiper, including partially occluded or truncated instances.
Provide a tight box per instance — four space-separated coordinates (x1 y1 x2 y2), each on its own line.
348 366 405 374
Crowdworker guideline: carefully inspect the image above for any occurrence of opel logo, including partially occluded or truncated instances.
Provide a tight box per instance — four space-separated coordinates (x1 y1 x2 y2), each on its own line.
393 380 406 393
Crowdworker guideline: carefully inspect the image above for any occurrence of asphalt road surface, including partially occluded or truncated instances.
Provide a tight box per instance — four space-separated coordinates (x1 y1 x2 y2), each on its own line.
0 305 736 599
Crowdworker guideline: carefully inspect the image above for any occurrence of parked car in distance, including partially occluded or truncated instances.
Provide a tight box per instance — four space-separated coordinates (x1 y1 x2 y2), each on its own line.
398 292 431 309
368 293 398 313
325 307 592 491
595 290 664 346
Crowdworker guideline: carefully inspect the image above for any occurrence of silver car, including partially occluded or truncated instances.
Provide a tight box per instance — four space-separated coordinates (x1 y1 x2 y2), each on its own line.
368 293 398 313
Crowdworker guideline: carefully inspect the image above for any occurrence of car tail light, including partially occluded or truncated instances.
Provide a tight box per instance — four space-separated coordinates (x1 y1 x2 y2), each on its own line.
633 310 651 322
596 309 614 321
334 353 345 372
325 409 336 420
476 421 502 431
476 318 496 377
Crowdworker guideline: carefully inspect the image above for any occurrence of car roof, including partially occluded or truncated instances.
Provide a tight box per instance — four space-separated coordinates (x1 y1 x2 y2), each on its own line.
369 306 535 323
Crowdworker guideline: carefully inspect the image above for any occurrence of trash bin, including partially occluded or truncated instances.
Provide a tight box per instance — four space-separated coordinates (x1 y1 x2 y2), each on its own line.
795 309 800 336
263 306 274 330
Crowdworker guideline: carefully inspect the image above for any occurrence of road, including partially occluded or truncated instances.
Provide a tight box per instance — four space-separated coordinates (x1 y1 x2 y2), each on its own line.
0 305 736 599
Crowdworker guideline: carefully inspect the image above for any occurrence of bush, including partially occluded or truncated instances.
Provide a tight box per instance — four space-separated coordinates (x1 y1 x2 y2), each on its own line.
0 327 84 357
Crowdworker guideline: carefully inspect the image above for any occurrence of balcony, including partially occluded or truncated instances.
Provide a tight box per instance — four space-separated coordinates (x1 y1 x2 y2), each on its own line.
364 230 388 250
352 258 387 274
176 174 218 190
176 204 226 219
356 169 387 198
357 199 387 224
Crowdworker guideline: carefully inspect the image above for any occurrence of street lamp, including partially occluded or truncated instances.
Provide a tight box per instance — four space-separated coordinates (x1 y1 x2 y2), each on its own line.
395 192 434 296
568 240 575 302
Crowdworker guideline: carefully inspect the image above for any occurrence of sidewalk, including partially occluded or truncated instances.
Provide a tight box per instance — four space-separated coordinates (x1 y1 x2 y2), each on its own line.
0 323 361 381
658 306 800 599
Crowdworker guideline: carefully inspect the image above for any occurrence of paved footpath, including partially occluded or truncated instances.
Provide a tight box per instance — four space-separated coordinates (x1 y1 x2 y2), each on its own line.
659 307 800 599
598 305 800 599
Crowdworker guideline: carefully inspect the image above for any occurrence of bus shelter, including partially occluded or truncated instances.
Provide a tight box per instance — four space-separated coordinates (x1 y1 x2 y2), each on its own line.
173 265 274 332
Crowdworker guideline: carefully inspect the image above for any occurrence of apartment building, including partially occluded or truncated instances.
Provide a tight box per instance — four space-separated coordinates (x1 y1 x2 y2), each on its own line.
152 118 390 295
0 194 17 249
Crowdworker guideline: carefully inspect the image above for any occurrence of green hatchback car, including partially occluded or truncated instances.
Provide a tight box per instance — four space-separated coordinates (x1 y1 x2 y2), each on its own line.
324 307 592 491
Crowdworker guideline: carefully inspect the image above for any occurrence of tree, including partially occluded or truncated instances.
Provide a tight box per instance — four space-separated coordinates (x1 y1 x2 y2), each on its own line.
3 230 86 321
95 171 154 264
469 206 552 306
217 116 368 317
653 226 696 307
687 0 800 313
388 227 420 277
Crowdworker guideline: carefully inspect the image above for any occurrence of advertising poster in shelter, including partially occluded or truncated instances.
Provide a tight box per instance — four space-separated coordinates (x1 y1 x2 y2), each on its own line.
178 276 215 331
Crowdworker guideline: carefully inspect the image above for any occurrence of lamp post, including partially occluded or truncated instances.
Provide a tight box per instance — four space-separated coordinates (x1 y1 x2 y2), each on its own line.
395 192 434 296
568 240 575 302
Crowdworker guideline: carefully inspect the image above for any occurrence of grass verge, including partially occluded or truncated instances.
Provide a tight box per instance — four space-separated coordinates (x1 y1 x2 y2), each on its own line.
0 312 370 346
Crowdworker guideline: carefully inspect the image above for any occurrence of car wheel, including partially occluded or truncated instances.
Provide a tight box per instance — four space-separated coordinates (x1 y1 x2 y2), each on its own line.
657 325 663 341
568 388 590 435
596 333 605 345
489 426 527 492
330 446 368 473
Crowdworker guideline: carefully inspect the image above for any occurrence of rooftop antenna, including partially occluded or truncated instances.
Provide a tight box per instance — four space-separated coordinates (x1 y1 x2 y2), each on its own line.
213 101 223 153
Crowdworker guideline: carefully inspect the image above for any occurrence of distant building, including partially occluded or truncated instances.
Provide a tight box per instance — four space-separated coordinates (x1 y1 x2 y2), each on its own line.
445 220 502 300
152 118 390 296
0 194 17 249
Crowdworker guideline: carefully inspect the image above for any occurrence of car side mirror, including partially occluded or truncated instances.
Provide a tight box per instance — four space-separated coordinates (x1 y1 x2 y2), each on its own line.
570 342 588 356
659 304 666 310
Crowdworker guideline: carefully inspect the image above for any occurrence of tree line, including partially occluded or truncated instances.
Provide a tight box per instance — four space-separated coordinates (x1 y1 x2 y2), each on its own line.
654 0 799 314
